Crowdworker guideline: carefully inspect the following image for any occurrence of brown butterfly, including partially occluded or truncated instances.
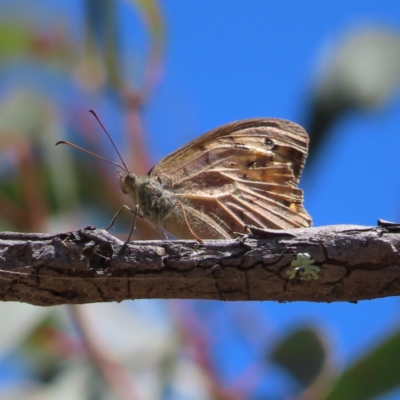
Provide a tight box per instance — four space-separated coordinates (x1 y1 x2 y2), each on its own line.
58 115 312 241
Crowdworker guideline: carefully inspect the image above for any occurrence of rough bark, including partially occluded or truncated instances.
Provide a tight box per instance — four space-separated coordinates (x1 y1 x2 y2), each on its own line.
0 223 399 306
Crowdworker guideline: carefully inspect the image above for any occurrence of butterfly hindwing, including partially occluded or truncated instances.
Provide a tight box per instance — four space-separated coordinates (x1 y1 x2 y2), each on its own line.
150 118 312 239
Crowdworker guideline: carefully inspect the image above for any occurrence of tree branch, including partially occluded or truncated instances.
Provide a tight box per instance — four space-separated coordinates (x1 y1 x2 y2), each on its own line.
0 224 399 306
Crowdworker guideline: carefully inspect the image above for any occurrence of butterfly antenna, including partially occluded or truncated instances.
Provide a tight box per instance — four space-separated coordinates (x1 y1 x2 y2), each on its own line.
89 110 129 172
55 141 127 172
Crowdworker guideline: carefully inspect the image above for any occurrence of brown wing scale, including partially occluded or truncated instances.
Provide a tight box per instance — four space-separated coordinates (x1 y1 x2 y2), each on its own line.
152 118 311 239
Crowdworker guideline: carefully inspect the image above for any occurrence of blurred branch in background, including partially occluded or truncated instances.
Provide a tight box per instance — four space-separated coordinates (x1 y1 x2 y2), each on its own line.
77 0 165 239
70 305 144 400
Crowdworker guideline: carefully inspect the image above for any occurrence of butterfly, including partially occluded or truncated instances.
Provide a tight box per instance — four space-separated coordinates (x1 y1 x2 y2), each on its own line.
58 115 312 241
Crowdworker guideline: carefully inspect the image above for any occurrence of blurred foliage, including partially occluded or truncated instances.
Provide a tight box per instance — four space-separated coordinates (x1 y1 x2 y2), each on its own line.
322 330 400 400
305 26 400 168
0 1 400 400
270 327 329 389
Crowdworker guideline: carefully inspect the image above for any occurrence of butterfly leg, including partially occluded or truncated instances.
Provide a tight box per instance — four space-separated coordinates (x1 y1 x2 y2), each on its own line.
126 204 141 242
106 205 131 231
176 200 204 243
106 204 142 241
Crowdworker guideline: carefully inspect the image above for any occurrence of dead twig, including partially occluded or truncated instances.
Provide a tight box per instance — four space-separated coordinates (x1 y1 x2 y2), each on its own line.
0 224 399 306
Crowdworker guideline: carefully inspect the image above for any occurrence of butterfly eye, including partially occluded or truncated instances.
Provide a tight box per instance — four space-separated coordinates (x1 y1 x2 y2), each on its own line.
125 173 136 186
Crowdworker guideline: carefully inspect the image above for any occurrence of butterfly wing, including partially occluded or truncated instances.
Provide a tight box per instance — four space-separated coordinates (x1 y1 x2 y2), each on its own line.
151 118 312 239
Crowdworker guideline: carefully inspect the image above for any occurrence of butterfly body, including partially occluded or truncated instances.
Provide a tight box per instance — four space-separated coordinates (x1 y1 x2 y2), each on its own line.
119 118 312 240
119 172 178 227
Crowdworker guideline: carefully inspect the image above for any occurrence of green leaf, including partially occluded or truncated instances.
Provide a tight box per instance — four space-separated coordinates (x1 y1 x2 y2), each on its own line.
0 24 32 59
0 303 52 357
323 330 400 400
270 327 328 389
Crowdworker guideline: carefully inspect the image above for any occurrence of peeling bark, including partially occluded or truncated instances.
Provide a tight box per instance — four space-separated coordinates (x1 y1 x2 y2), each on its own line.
0 224 399 306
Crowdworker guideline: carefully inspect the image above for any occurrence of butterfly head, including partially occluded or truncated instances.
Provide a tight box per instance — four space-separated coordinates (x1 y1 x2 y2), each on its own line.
118 171 138 195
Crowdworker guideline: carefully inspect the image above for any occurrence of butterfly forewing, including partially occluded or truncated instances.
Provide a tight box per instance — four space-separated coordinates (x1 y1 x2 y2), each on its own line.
150 118 312 239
